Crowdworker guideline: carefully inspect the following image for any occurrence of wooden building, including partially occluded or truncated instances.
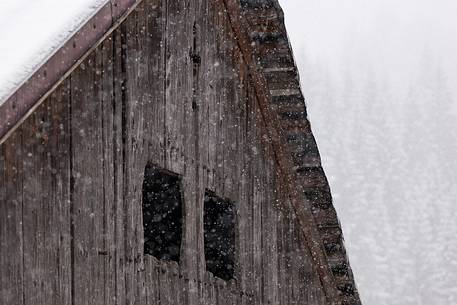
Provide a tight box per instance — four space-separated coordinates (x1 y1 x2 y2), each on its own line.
0 0 361 305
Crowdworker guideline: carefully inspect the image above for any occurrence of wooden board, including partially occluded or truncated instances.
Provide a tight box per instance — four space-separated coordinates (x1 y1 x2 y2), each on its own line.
0 132 24 305
0 1 331 305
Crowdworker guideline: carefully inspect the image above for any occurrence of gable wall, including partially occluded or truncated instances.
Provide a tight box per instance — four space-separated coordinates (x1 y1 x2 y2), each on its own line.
0 1 326 304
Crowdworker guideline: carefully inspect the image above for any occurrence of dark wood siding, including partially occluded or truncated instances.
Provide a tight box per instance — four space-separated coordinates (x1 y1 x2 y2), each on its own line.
0 1 327 305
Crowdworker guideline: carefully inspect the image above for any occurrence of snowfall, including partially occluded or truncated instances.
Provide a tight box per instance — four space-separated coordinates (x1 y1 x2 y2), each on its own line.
0 0 107 105
1 0 457 304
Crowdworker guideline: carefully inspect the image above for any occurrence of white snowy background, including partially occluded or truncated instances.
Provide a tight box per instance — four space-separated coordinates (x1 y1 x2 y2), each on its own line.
279 0 457 304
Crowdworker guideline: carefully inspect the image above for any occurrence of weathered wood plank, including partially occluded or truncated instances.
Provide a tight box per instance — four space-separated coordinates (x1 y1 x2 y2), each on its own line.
71 52 105 305
0 132 23 305
20 83 72 305
252 107 263 304
158 260 171 305
216 277 227 305
152 258 161 305
123 4 150 305
48 83 73 305
112 21 127 305
21 107 48 305
98 35 117 305
267 160 279 305
0 2 337 305
143 0 166 168
276 205 286 305
164 0 189 174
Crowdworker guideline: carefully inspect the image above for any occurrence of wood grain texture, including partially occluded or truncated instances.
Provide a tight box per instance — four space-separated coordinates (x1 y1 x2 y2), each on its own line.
0 0 338 305
0 132 24 305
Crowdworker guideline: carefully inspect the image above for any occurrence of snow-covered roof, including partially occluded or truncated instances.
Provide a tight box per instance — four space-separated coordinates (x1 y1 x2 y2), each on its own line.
0 0 137 144
0 0 108 106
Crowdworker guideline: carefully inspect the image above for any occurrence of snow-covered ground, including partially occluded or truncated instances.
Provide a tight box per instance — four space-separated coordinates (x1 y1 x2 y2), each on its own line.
0 0 107 105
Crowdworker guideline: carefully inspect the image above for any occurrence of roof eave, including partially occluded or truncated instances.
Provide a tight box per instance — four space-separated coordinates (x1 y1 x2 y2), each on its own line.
0 0 138 145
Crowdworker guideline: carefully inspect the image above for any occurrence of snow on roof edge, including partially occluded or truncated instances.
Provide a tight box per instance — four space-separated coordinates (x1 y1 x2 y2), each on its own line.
0 0 110 107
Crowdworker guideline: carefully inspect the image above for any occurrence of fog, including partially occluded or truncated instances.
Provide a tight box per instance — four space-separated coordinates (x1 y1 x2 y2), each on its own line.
281 0 457 98
279 0 457 304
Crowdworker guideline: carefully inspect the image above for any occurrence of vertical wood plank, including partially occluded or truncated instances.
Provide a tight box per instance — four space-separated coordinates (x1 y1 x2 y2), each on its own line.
71 52 105 305
0 132 23 305
20 83 72 305
49 82 73 305
158 261 171 305
277 205 286 305
21 105 48 305
99 35 117 305
143 0 166 168
112 22 126 305
123 10 139 305
164 0 189 174
252 106 263 304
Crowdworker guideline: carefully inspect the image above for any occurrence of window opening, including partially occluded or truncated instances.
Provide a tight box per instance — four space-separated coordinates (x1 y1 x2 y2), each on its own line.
142 163 183 262
204 190 236 281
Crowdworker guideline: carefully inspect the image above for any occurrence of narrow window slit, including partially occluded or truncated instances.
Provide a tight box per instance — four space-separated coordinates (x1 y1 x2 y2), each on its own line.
142 163 183 262
204 190 236 281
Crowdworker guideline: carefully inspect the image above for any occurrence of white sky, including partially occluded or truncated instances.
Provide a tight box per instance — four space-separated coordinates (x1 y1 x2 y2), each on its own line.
280 0 457 91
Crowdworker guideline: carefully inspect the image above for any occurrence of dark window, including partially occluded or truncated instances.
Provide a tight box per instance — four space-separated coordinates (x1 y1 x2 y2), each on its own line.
142 164 183 262
203 191 236 281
